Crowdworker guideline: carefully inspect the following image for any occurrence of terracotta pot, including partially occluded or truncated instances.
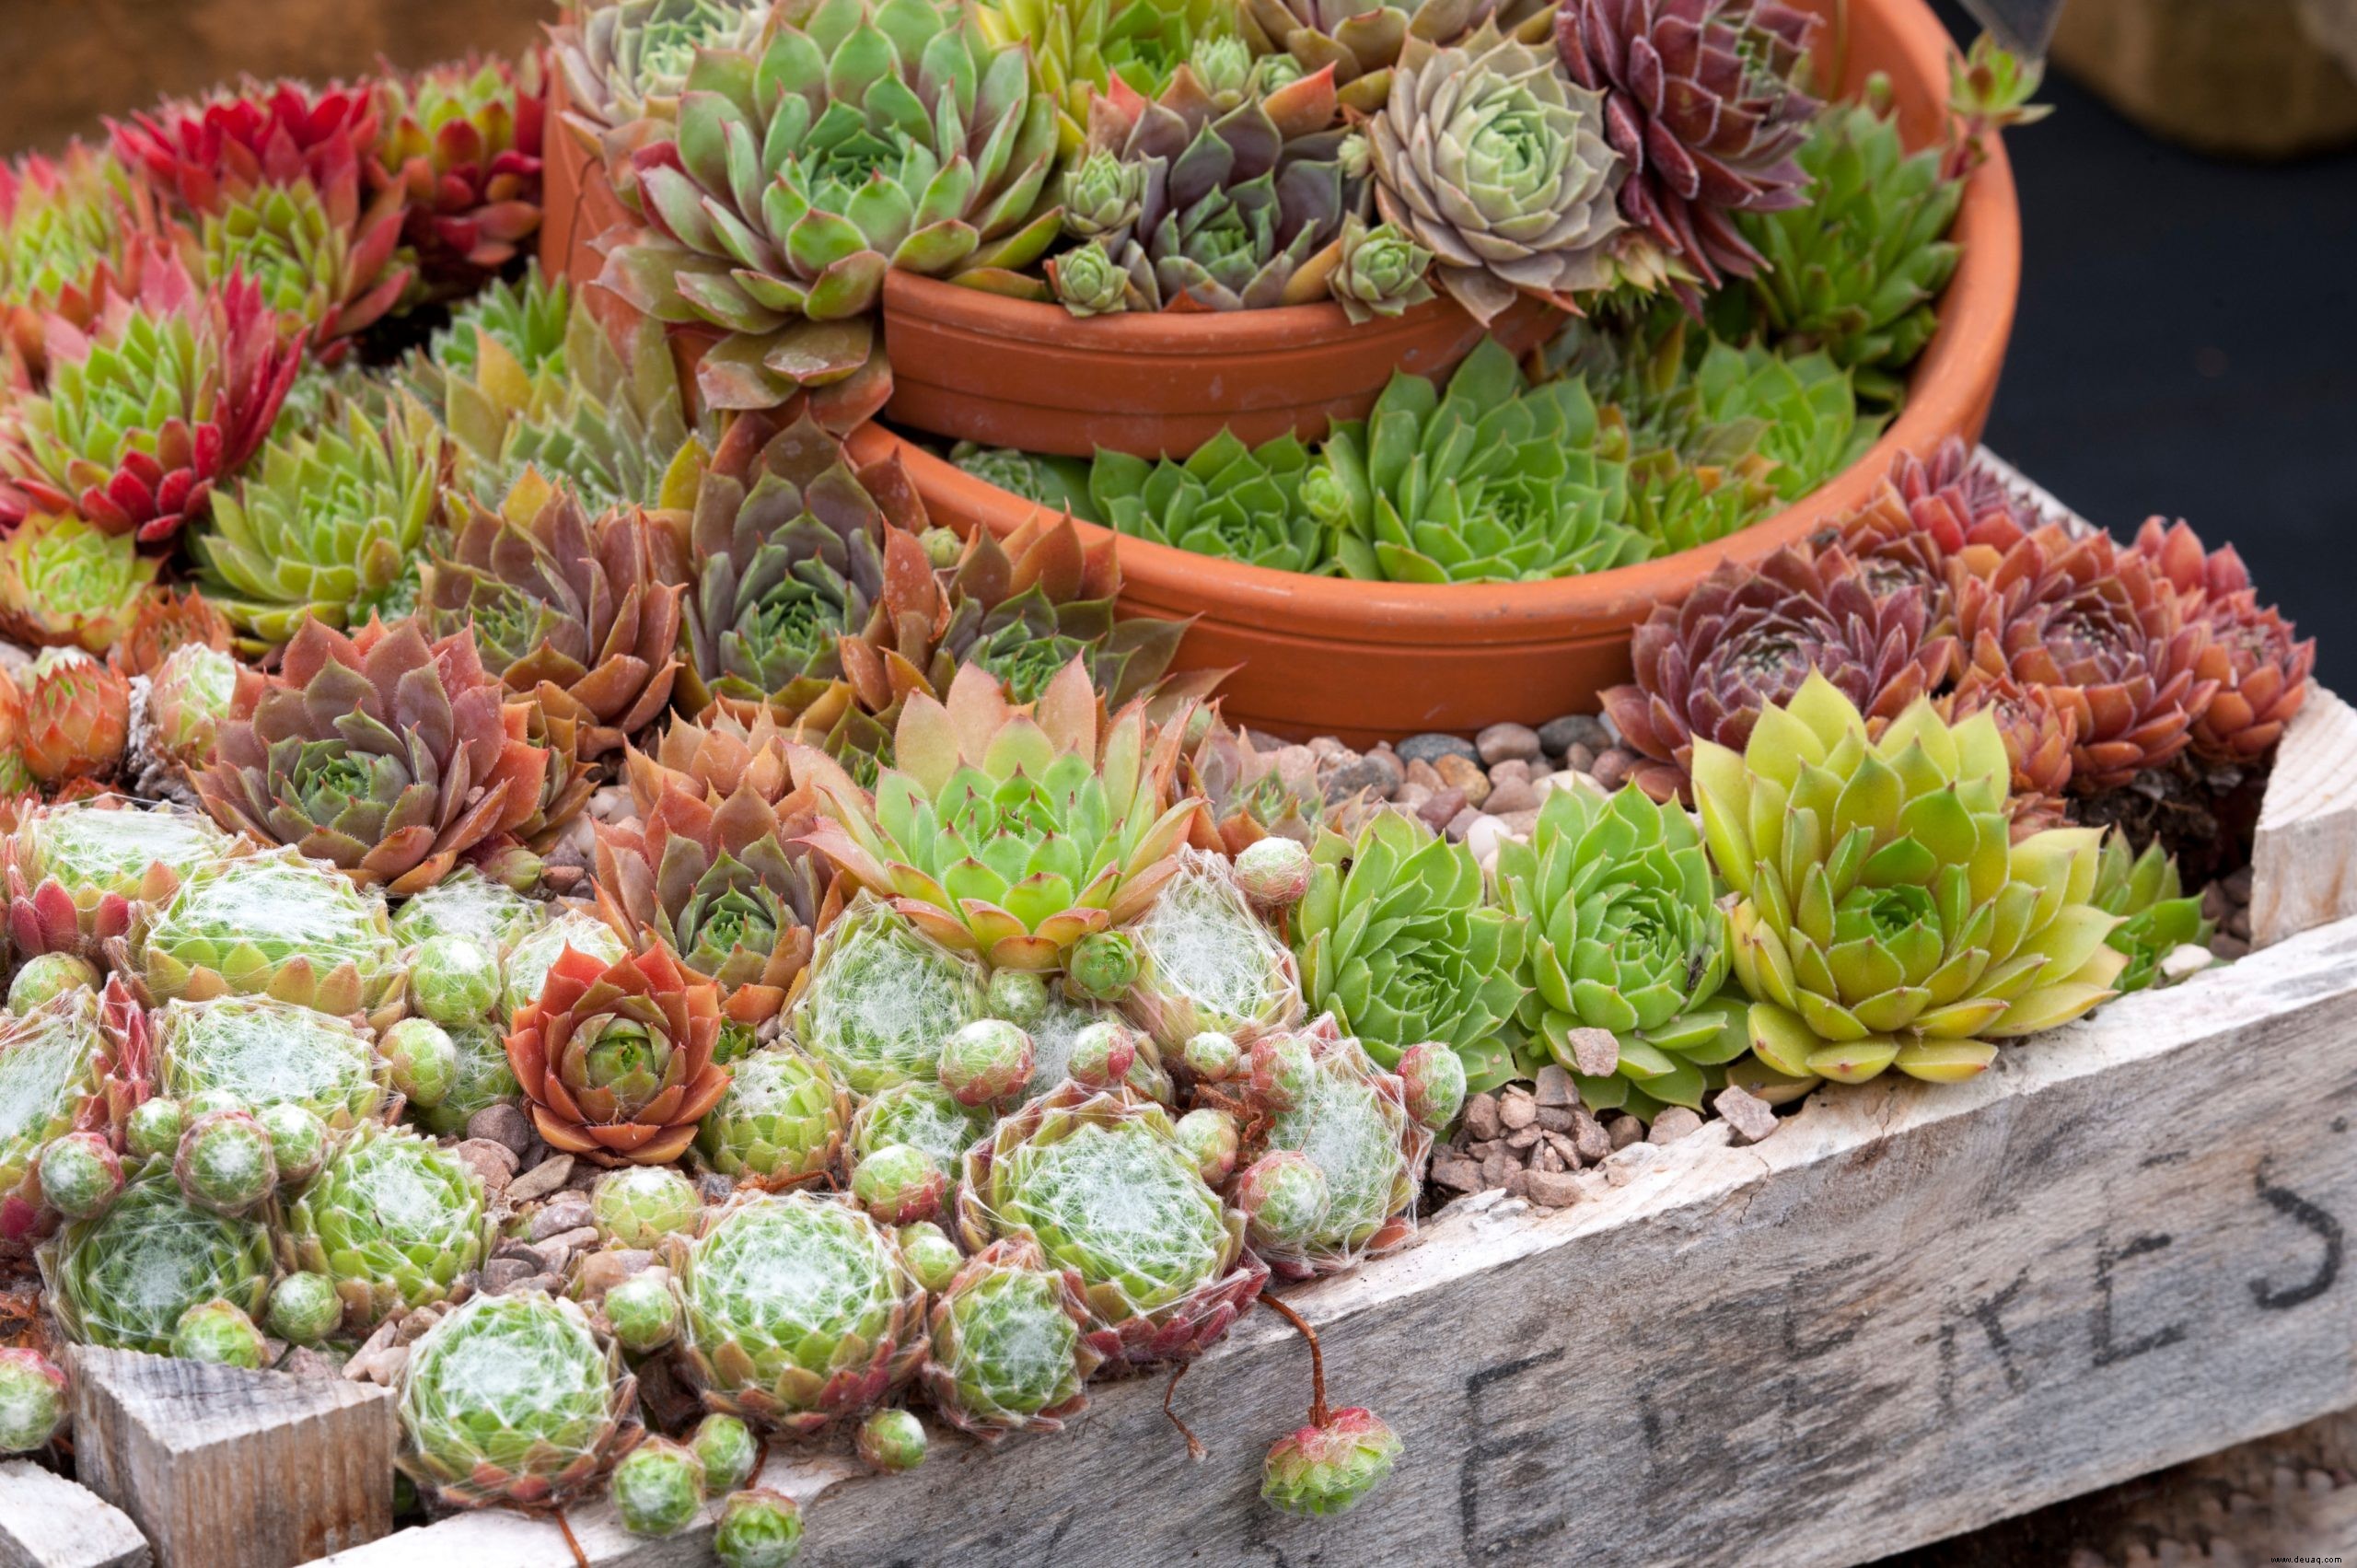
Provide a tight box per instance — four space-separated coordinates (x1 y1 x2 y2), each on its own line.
880 273 1563 457
861 0 2022 747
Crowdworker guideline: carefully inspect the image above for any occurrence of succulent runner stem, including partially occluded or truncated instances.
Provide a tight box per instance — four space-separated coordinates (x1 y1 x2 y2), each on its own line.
1162 1360 1206 1463
550 1504 589 1568
1259 1292 1328 1427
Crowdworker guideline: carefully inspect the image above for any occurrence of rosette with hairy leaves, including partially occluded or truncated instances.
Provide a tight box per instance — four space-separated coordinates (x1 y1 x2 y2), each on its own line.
1369 21 1626 323
7 798 233 960
593 780 832 1029
1 987 145 1257
1554 0 1817 293
195 618 552 896
153 996 386 1128
422 476 685 759
1696 672 2127 1088
1087 428 1326 574
1601 541 1956 801
0 265 299 544
1724 83 1964 403
1233 1020 1427 1276
2131 517 2315 764
667 1189 924 1433
919 1235 1101 1439
1063 63 1353 313
1121 847 1304 1047
375 55 546 296
397 1292 640 1509
1493 784 1744 1112
955 1083 1262 1366
1294 811 1527 1082
124 844 402 1021
1306 336 1643 584
972 0 1235 152
1952 525 2222 793
1239 0 1515 113
800 658 1201 970
693 1045 849 1188
601 0 1062 410
506 944 730 1165
192 394 445 647
16 649 130 787
789 898 984 1092
2092 831 2211 995
39 1168 272 1353
280 1124 489 1330
0 513 158 655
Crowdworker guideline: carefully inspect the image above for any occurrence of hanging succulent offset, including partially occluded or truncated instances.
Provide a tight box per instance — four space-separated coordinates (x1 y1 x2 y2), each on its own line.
600 0 1062 410
799 659 1201 971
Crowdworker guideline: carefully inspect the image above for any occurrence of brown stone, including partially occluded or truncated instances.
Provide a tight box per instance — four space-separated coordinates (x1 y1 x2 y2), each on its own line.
1714 1086 1781 1145
1532 1106 1575 1134
1532 1065 1575 1106
1417 787 1466 832
1605 1113 1645 1151
1649 1107 1706 1144
451 1140 517 1200
1498 1090 1538 1131
504 1154 575 1204
1570 1108 1612 1164
1562 1028 1620 1078
1476 722 1544 766
1505 1126 1541 1151
1590 749 1635 792
1434 752 1492 807
1523 1168 1585 1208
1462 1092 1502 1142
465 1103 535 1161
1432 1156 1486 1194
1483 776 1540 816
527 1191 595 1242
1404 757 1444 793
1479 1154 1520 1191
1532 1142 1564 1173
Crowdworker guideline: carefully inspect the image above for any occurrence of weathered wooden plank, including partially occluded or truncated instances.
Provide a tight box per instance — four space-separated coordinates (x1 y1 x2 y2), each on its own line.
317 915 2357 1568
0 1461 150 1568
71 1348 397 1568
2251 686 2357 947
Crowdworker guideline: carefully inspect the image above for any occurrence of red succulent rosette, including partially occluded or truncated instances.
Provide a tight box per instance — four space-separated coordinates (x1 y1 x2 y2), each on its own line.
505 945 730 1166
110 78 382 214
373 54 547 294
2132 518 2315 763
1942 670 2080 835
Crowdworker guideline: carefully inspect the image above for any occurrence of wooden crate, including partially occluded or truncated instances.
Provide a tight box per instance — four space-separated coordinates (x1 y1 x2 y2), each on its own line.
296 687 2357 1566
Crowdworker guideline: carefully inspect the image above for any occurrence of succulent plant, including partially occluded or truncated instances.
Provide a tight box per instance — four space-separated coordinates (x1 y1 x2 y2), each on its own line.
1088 429 1328 575
855 1406 926 1471
192 149 411 358
280 1124 490 1331
610 1436 704 1537
691 1411 761 1494
1238 0 1501 114
110 77 381 214
15 647 131 787
0 986 144 1250
1064 64 1355 314
1262 1405 1402 1516
124 1098 183 1162
38 1132 122 1221
594 1166 706 1247
1724 84 1965 404
1953 524 2222 794
411 1023 525 1137
6 797 233 960
0 512 159 654
1368 20 1626 323
507 944 730 1167
1554 0 1817 294
168 1296 268 1368
258 1102 327 1181
391 865 548 955
2092 832 2212 994
918 1235 1100 1439
192 395 445 647
1118 848 1303 1050
1940 671 2079 831
504 906 632 1016
693 1046 850 1190
1696 672 2128 1088
1493 785 1747 1112
848 1080 987 1179
0 1348 68 1452
153 996 387 1129
1243 1023 1427 1274
601 0 1062 410
850 1143 948 1224
0 142 168 377
949 442 1091 515
1601 541 1956 802
2131 517 2315 764
410 937 502 1027
668 1189 924 1434
956 1083 1262 1367
1295 812 1527 1080
40 1169 273 1353
1329 214 1437 321
1833 437 2043 595
971 0 1236 152
555 0 772 140
714 1488 805 1568
194 617 552 896
1235 1149 1328 1253
0 259 300 545
1306 337 1644 584
374 55 546 296
10 955 99 1013
127 845 403 1022
145 643 255 768
263 1270 342 1344
802 659 1200 970
397 1291 639 1509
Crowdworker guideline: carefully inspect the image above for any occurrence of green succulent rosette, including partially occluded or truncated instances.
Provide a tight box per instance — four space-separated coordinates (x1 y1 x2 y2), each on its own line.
693 1046 851 1189
1492 784 1747 1115
414 266 573 390
2092 833 2212 994
397 1292 639 1509
1248 1024 1427 1277
1696 672 2130 1090
1120 847 1303 1048
279 1125 491 1331
1295 812 1527 1085
790 900 985 1094
1329 214 1435 322
1087 430 1327 575
948 442 1091 515
0 511 160 655
918 1235 1100 1439
412 1022 527 1138
847 1080 988 1175
668 1189 925 1434
971 0 1235 153
128 847 403 1024
389 865 549 957
1306 337 1645 585
39 1170 274 1353
0 990 120 1248
6 797 234 956
153 996 389 1129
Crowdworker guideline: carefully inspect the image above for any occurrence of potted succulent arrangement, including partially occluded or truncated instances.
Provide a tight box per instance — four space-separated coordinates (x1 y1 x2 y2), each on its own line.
0 1 2335 1566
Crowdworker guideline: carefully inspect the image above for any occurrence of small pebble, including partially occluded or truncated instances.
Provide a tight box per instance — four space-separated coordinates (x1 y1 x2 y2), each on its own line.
1496 808 1540 839
451 1140 517 1200
1570 1108 1612 1164
1480 1154 1520 1190
1324 753 1402 804
2223 906 2251 942
1605 1113 1645 1151
1488 758 1531 786
1399 732 1480 767
1270 745 1319 786
528 1192 596 1242
1403 757 1444 792
1564 743 1597 773
1307 737 1349 762
2210 934 2250 960
505 1154 575 1204
1497 1090 1537 1132
1484 777 1539 816
2222 865 2254 903
466 1104 535 1162
1444 807 1480 842
1524 1168 1585 1208
1649 1107 1705 1144
1532 1065 1575 1107
2159 944 2215 984
1505 1126 1541 1151
1463 814 1512 865
1417 787 1465 833
1433 1156 1485 1194
1433 752 1491 807
1396 781 1434 811
1462 1093 1501 1142
1562 1028 1620 1079
1245 729 1292 754
1532 1106 1574 1134
1713 1086 1780 1145
1590 749 1635 792
1475 722 1543 766
481 1258 539 1294
1538 714 1611 758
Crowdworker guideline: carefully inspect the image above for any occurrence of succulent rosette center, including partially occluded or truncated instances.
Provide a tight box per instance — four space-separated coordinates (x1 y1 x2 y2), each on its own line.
506 945 729 1164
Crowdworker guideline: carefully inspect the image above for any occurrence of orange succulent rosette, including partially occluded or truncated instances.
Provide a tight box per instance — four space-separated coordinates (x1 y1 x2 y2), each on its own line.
505 944 729 1166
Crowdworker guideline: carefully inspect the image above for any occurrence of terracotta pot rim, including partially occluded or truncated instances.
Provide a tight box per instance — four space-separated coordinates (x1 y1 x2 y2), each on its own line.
883 268 1475 353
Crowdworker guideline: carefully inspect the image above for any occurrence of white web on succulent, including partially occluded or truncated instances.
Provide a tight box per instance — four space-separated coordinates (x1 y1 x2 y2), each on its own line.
693 1200 898 1347
1007 1123 1224 1311
1133 854 1297 1032
410 1297 608 1446
195 1123 272 1191
801 919 973 1087
164 999 374 1115
1271 1068 1404 1250
349 1144 463 1244
959 1274 1078 1410
1022 989 1106 1098
0 1015 95 1149
504 911 628 1013
36 802 228 893
855 1084 979 1169
69 1186 263 1347
725 1051 823 1115
156 854 391 965
389 869 546 953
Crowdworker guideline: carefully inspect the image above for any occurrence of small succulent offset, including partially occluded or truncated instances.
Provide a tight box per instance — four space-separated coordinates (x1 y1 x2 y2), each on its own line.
15 647 132 787
919 1235 1102 1440
693 1046 851 1190
397 1292 641 1509
668 1189 926 1434
1295 811 1528 1086
1493 785 1747 1114
1263 1405 1403 1516
279 1125 491 1330
126 846 403 1024
2091 833 2212 994
40 1169 274 1353
1695 672 2127 1088
602 0 1062 410
956 1083 1265 1368
0 989 136 1251
0 1348 69 1453
970 0 1237 152
1235 1022 1429 1277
